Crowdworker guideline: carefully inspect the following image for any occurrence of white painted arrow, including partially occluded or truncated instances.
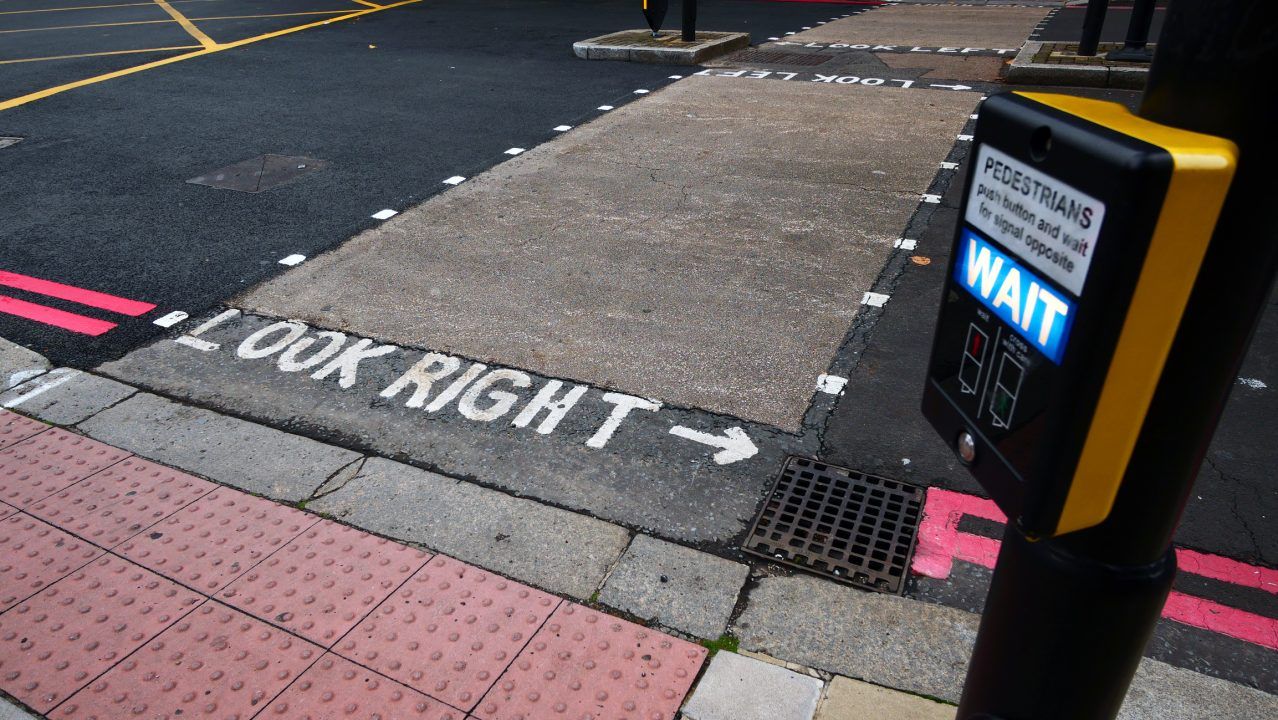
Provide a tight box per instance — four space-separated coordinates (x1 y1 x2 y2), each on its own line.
669 425 758 465
930 83 973 91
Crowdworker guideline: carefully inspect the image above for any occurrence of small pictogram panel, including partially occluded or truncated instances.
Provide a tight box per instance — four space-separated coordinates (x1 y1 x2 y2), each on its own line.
335 555 560 711
57 602 323 720
118 488 318 593
0 513 104 611
0 555 202 712
0 410 46 451
0 429 129 510
261 653 465 720
28 458 217 550
474 603 707 720
219 519 431 647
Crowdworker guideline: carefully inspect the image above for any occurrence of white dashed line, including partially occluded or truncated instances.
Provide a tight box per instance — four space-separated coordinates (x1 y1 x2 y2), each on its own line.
278 254 306 266
816 374 848 395
371 209 398 220
597 105 614 111
443 176 466 186
894 239 918 250
940 162 959 170
922 194 942 203
553 125 572 132
957 134 974 141
505 147 525 155
153 310 188 327
668 75 683 79
634 89 650 94
862 292 890 308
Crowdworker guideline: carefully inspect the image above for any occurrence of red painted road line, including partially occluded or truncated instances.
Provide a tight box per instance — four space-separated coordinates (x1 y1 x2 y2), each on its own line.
913 487 1278 651
0 270 155 316
0 295 116 336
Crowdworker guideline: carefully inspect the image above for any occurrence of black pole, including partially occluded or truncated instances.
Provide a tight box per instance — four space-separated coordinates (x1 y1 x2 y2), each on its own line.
1106 0 1158 62
958 1 1278 717
682 0 697 42
1078 0 1110 56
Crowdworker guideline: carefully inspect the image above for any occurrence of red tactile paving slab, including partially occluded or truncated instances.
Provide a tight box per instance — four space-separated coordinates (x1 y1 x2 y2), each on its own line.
261 653 466 720
57 602 322 720
0 410 46 451
336 555 561 712
118 488 318 593
0 428 129 510
28 457 217 549
0 513 105 611
0 555 203 712
220 519 431 647
474 604 708 720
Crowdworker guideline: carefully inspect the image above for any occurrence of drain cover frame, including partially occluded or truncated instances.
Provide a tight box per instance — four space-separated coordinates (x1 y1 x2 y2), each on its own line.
724 49 834 67
743 456 924 594
187 154 328 193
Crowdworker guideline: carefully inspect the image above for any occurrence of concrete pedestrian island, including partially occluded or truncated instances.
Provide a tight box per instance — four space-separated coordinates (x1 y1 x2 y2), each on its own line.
574 29 749 64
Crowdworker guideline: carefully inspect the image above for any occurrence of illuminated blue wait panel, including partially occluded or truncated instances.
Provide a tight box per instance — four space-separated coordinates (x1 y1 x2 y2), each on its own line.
954 229 1075 364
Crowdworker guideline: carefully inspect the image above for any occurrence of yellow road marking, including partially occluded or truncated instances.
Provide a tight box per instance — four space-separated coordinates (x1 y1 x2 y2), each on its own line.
0 0 423 113
0 45 201 65
0 0 222 17
153 0 219 49
0 10 354 34
351 0 383 7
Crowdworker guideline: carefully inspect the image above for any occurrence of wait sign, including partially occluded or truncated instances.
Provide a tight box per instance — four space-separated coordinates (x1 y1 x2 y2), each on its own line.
923 92 1237 538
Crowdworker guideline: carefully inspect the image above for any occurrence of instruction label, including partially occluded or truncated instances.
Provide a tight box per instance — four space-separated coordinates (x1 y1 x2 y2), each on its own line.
965 144 1105 296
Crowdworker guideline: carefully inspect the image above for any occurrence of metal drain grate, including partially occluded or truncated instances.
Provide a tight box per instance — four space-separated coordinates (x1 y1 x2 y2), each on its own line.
743 456 923 594
726 50 833 66
187 154 327 193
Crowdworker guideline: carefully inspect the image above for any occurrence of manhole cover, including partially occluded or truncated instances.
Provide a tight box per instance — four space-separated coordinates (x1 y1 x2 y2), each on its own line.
187 154 327 193
743 456 923 594
726 49 833 67
0 137 22 149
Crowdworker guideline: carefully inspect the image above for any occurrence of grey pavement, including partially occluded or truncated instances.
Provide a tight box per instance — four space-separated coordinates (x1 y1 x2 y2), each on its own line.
0 698 35 720
734 573 979 703
789 3 1051 48
307 457 631 600
816 676 955 720
681 651 824 720
234 76 976 431
0 338 49 391
77 392 360 500
599 534 749 638
0 369 135 425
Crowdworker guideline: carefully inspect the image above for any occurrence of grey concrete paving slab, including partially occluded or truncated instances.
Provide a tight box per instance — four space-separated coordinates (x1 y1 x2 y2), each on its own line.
598 534 748 638
816 676 954 720
877 53 1008 82
789 5 1050 48
1120 658 1278 720
0 338 49 390
0 369 135 425
77 392 360 501
307 457 631 599
234 76 976 431
681 651 823 720
0 697 36 720
734 573 979 703
98 311 797 545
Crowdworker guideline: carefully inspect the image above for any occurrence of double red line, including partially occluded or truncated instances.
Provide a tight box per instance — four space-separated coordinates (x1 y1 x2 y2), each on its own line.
0 270 155 336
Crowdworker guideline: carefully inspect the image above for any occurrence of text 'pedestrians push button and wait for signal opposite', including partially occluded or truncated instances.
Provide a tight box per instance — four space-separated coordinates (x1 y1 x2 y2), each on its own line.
922 92 1237 539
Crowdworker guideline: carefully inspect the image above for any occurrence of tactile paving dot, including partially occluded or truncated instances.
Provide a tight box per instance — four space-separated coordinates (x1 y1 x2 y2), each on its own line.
220 519 431 646
0 514 105 611
28 457 217 549
261 653 465 720
0 429 129 510
474 604 708 720
118 488 318 593
0 555 202 712
58 602 323 720
0 410 47 451
336 555 561 711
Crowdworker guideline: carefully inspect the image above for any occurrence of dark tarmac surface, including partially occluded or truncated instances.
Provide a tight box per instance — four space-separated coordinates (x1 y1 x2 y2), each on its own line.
1037 1 1168 43
0 0 870 368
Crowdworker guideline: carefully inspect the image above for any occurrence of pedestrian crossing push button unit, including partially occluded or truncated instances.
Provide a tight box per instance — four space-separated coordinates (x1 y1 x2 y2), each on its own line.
922 92 1237 538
